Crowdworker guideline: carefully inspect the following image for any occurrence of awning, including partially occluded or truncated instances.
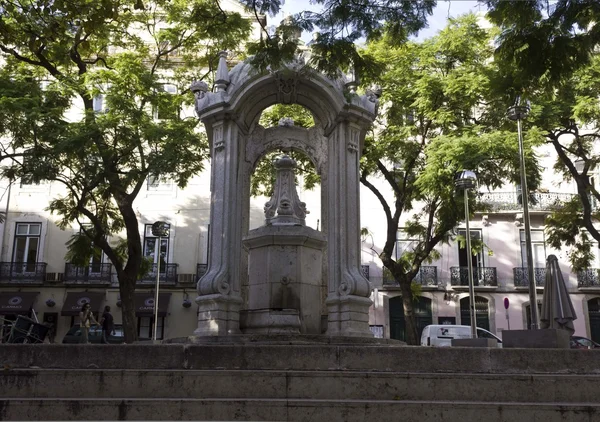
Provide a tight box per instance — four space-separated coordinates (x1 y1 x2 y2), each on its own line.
135 292 171 317
61 292 105 316
0 292 39 315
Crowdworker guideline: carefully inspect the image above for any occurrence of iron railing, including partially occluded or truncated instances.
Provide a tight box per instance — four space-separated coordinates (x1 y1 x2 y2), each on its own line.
196 263 208 280
361 265 370 280
450 266 497 287
383 266 438 287
479 192 576 212
138 263 178 285
64 263 112 285
578 268 600 288
513 267 546 287
0 262 47 284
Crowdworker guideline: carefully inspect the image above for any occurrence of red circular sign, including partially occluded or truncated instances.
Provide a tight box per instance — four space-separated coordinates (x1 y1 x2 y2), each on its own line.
504 298 510 310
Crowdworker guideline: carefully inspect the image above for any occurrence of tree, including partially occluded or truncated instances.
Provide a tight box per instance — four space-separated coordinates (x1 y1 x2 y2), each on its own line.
360 14 543 344
0 0 251 342
482 0 600 270
484 0 600 90
239 0 436 77
527 54 600 270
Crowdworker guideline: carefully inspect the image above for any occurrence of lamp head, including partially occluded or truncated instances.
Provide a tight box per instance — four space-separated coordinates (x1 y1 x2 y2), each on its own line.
151 221 170 237
454 170 477 189
507 96 531 121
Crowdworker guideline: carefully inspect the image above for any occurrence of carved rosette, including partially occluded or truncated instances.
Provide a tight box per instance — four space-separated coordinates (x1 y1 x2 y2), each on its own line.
264 155 307 226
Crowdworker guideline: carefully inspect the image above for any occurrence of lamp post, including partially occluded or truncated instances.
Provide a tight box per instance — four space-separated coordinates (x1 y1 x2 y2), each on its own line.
507 97 539 329
455 170 478 339
151 221 169 342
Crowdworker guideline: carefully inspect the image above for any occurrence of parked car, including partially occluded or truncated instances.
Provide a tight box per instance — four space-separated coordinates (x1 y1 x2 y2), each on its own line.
62 324 125 344
420 324 503 347
570 336 600 349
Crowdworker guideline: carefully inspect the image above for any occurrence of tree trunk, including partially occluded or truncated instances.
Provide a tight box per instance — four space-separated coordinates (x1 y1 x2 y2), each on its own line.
399 277 419 345
117 271 138 343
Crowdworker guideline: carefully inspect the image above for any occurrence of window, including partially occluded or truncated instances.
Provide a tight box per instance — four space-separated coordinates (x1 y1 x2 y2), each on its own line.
20 156 39 187
154 83 178 120
457 229 483 269
93 84 111 113
394 228 418 260
143 224 170 272
12 223 41 272
79 225 105 273
147 175 173 191
138 316 164 340
520 230 546 268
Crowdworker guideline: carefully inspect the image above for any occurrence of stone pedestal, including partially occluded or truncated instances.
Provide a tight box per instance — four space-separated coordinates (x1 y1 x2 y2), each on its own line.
243 225 326 335
194 294 243 336
502 328 571 349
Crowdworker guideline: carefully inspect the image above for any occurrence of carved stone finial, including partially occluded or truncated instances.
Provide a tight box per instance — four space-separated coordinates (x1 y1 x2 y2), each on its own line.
190 80 209 100
215 51 230 92
345 64 359 94
264 155 307 226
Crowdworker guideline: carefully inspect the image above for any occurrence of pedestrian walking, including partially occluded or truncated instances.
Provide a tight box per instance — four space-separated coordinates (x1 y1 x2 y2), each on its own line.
100 305 115 344
79 303 98 344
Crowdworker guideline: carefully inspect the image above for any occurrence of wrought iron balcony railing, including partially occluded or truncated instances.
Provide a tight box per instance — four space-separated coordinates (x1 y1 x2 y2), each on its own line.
196 263 208 280
138 263 178 285
383 266 438 287
361 265 370 280
513 267 546 287
578 268 600 288
479 192 576 212
450 267 498 287
64 263 113 285
0 262 47 284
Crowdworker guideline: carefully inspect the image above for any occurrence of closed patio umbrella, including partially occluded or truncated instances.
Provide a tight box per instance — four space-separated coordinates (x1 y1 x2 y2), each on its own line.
540 254 577 334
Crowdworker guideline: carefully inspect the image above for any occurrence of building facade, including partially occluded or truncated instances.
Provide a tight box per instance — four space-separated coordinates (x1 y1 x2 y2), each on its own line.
363 142 600 343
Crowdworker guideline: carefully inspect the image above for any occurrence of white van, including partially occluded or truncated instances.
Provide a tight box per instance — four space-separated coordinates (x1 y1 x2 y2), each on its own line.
420 325 503 347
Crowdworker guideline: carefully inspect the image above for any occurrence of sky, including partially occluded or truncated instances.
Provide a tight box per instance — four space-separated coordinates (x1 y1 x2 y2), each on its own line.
273 0 485 43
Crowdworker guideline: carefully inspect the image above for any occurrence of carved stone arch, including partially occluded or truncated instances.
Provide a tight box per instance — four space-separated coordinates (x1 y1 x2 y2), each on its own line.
192 56 378 338
226 67 347 132
246 125 327 177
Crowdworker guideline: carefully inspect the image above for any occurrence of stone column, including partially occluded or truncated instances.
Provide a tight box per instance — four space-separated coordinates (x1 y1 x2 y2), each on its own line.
193 117 245 336
324 121 373 336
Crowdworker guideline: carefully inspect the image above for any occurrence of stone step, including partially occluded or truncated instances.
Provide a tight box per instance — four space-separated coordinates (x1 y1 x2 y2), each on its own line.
2 369 599 404
2 344 600 374
0 398 598 421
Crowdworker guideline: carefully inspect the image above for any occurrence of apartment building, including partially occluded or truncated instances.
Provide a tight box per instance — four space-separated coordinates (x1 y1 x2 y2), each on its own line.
364 142 600 343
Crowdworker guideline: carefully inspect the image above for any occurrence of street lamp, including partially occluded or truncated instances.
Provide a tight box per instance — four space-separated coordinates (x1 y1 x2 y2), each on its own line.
507 97 539 329
455 170 478 339
151 221 169 342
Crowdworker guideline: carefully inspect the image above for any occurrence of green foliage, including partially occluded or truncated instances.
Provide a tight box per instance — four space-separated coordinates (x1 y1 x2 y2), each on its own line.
0 0 252 341
241 0 435 77
251 105 319 197
360 14 543 344
259 104 315 129
545 197 597 271
485 0 600 89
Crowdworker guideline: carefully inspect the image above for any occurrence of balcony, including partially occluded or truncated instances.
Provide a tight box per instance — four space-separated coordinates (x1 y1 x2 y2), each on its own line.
578 269 600 288
479 192 576 212
383 266 438 287
64 263 113 285
0 262 47 285
138 263 178 286
513 267 546 288
450 267 497 287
